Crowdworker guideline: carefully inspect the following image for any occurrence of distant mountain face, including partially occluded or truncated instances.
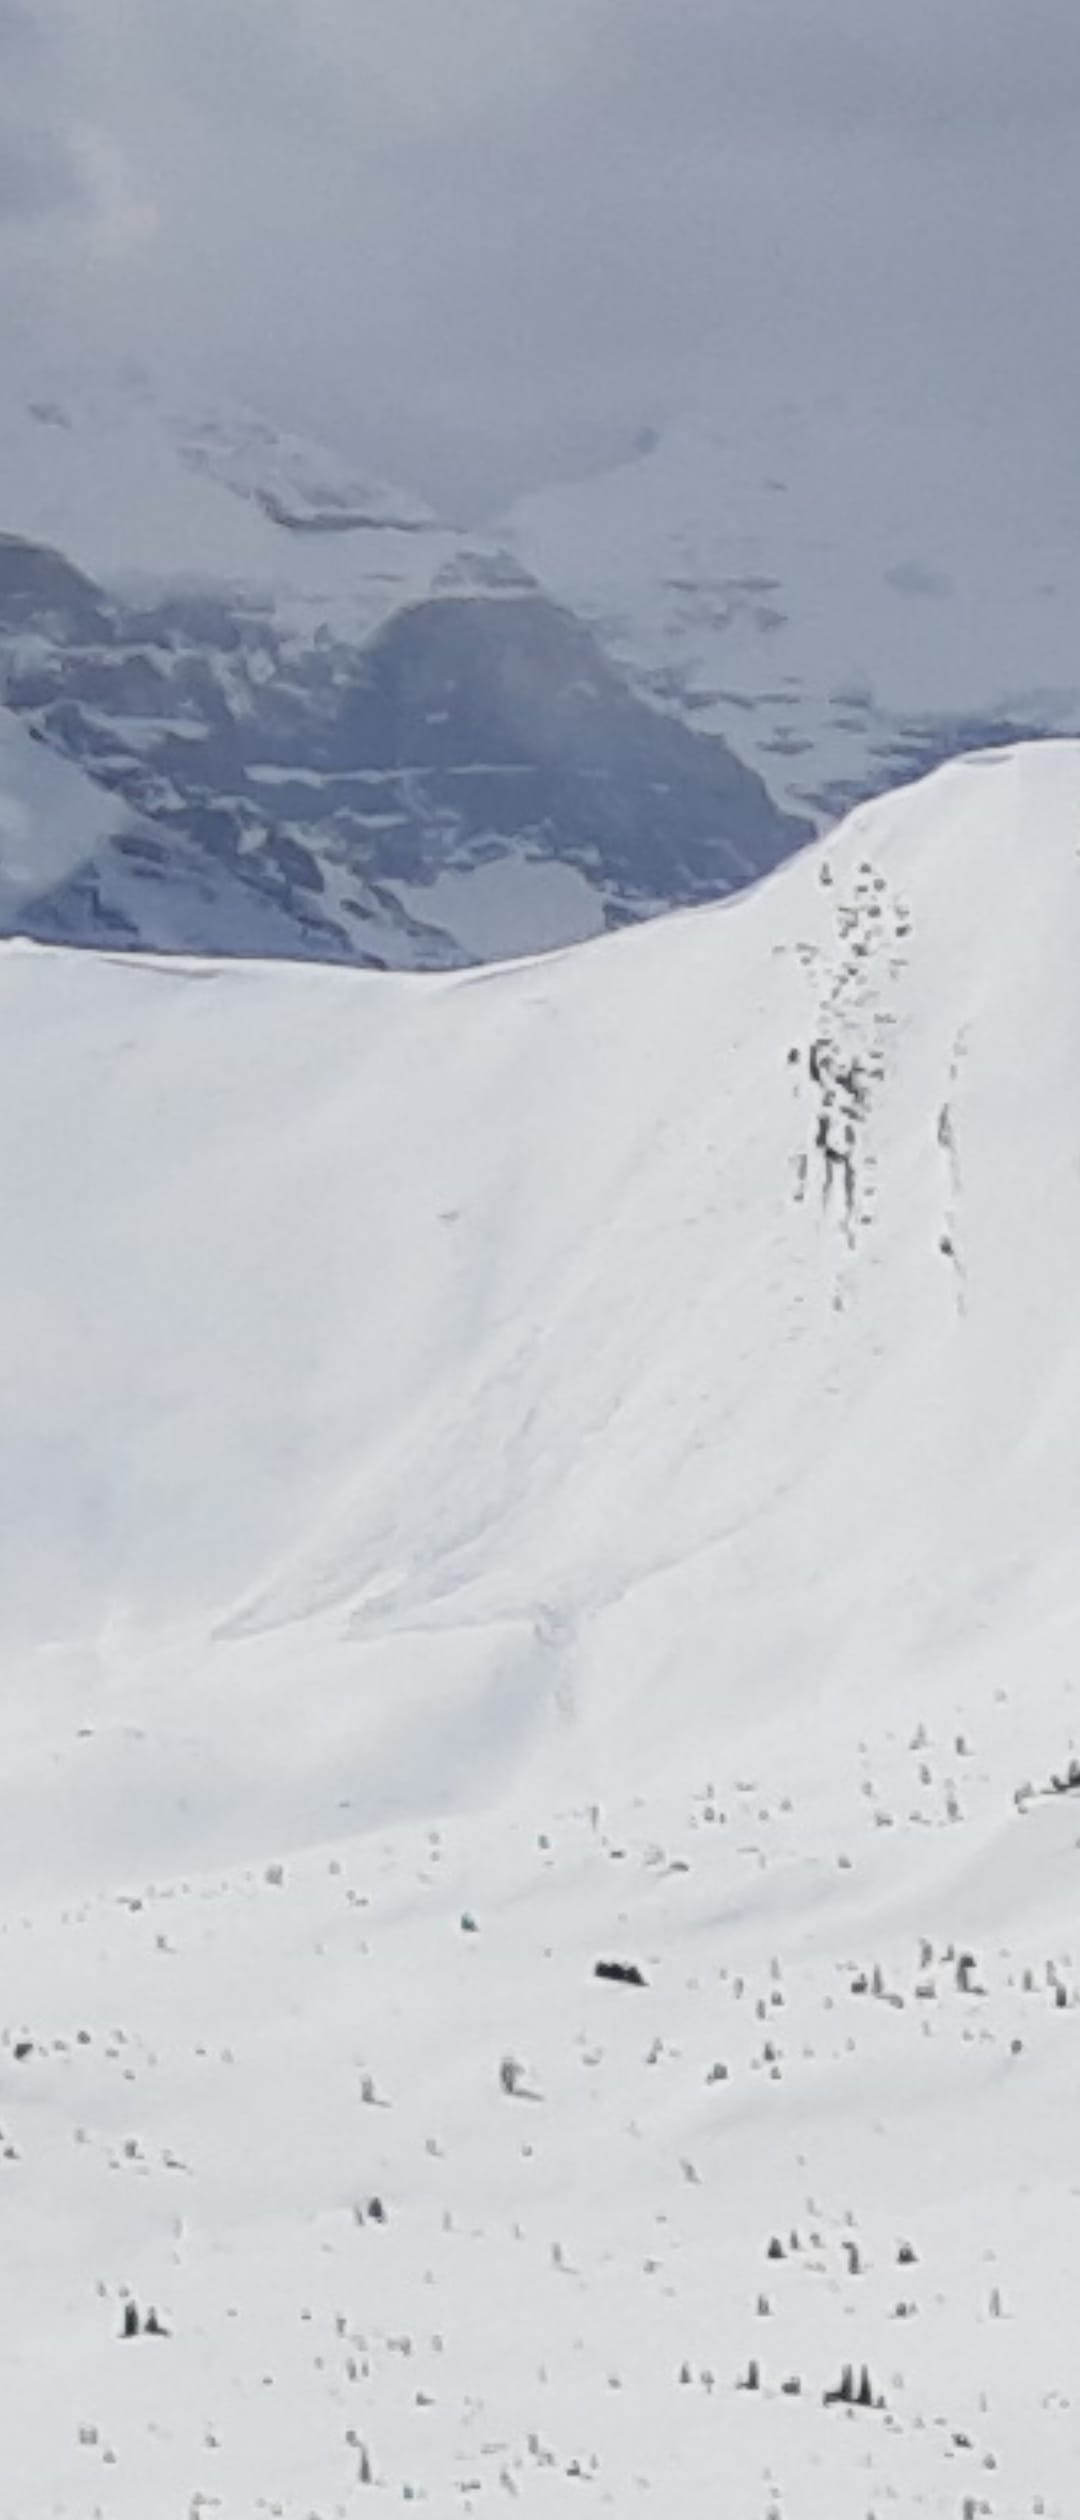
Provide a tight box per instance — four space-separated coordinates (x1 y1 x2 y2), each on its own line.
0 693 371 963
502 404 1080 821
0 376 810 966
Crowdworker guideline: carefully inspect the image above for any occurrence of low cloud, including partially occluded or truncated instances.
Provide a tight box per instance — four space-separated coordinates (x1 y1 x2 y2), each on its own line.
1 0 1078 511
0 117 88 221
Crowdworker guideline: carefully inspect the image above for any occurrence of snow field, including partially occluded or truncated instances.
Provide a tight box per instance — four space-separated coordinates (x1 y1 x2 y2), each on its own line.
2 740 1080 2512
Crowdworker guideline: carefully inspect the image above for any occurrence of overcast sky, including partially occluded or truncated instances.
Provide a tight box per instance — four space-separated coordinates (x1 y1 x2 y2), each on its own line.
2 0 1079 512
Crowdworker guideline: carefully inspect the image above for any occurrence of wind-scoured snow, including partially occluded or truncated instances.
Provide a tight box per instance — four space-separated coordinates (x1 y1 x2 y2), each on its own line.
3 741 1080 2515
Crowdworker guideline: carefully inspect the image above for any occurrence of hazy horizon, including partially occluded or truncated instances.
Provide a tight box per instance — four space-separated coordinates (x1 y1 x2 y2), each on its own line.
2 0 1080 514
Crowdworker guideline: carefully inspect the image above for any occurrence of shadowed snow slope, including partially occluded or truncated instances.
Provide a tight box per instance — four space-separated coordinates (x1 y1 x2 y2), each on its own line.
4 739 1080 2517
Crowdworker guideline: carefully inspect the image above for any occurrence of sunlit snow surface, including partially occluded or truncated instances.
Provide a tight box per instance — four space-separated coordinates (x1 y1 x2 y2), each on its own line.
2 742 1080 2515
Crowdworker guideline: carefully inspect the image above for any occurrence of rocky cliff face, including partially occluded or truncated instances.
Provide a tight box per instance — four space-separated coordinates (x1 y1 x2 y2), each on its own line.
0 427 811 966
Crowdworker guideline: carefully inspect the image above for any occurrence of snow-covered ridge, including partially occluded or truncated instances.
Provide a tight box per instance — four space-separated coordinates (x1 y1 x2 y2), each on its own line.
4 740 1080 2516
5 737 1075 1706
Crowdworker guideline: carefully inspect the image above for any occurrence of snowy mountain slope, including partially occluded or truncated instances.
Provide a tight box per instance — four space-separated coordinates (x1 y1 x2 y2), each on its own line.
0 680 494 974
0 371 812 963
3 741 1080 2515
0 700 135 922
0 553 808 966
503 402 1080 820
0 368 444 625
0 700 359 958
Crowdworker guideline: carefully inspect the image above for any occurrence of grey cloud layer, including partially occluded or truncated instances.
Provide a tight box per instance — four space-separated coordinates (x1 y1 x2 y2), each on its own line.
2 0 1078 506
0 117 87 220
608 0 1080 137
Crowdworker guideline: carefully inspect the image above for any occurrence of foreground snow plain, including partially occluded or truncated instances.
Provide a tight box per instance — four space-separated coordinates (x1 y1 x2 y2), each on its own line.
3 741 1080 2516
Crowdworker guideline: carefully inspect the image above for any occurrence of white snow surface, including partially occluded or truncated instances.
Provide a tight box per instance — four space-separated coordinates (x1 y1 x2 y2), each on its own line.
4 738 1080 2515
391 853 607 961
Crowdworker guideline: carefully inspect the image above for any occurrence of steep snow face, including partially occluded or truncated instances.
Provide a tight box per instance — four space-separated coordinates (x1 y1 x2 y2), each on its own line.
0 701 268 954
4 736 1076 1760
0 703 136 920
503 403 1080 820
4 742 1080 2517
